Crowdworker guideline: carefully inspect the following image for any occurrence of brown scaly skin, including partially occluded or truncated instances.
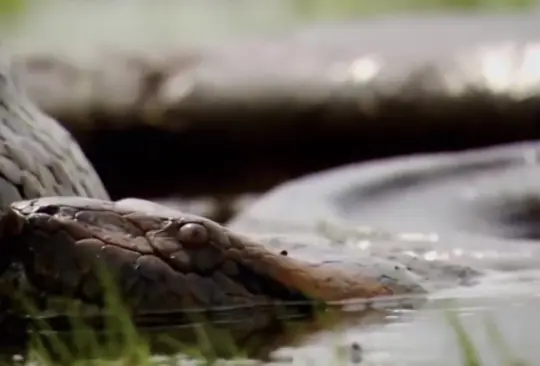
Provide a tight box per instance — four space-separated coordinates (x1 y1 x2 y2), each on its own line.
0 197 394 315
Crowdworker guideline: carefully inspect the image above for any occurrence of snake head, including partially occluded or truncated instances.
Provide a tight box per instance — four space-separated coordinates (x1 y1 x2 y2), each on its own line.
2 197 309 313
0 197 420 316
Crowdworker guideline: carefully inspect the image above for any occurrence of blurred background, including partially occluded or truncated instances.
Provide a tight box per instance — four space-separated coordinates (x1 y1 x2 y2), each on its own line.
1 0 540 222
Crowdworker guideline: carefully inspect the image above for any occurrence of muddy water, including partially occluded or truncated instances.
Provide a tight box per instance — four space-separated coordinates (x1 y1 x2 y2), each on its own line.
222 142 540 365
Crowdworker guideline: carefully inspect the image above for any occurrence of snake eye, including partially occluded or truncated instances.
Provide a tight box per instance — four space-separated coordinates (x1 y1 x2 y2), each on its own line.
178 223 209 247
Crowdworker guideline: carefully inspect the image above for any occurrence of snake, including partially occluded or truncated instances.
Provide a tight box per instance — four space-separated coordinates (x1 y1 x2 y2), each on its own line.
1 14 540 324
0 49 407 316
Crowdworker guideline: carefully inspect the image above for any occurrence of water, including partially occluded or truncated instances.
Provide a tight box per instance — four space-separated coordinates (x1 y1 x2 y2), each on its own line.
268 299 540 365
228 142 540 365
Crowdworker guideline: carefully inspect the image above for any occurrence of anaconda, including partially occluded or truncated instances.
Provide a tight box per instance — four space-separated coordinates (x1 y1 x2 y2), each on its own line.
0 27 540 320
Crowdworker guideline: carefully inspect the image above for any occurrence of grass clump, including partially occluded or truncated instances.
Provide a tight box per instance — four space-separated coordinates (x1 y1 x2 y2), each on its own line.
6 265 269 366
15 267 153 366
447 311 530 366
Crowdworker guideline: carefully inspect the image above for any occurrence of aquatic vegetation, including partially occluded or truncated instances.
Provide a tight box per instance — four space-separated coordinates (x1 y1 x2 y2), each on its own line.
447 311 529 366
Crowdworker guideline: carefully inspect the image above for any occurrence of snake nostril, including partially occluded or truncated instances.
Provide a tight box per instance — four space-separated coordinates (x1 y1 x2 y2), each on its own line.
178 222 209 247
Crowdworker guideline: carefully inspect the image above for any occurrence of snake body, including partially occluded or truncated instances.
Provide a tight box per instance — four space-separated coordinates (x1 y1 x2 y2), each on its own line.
0 18 540 319
0 53 108 203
